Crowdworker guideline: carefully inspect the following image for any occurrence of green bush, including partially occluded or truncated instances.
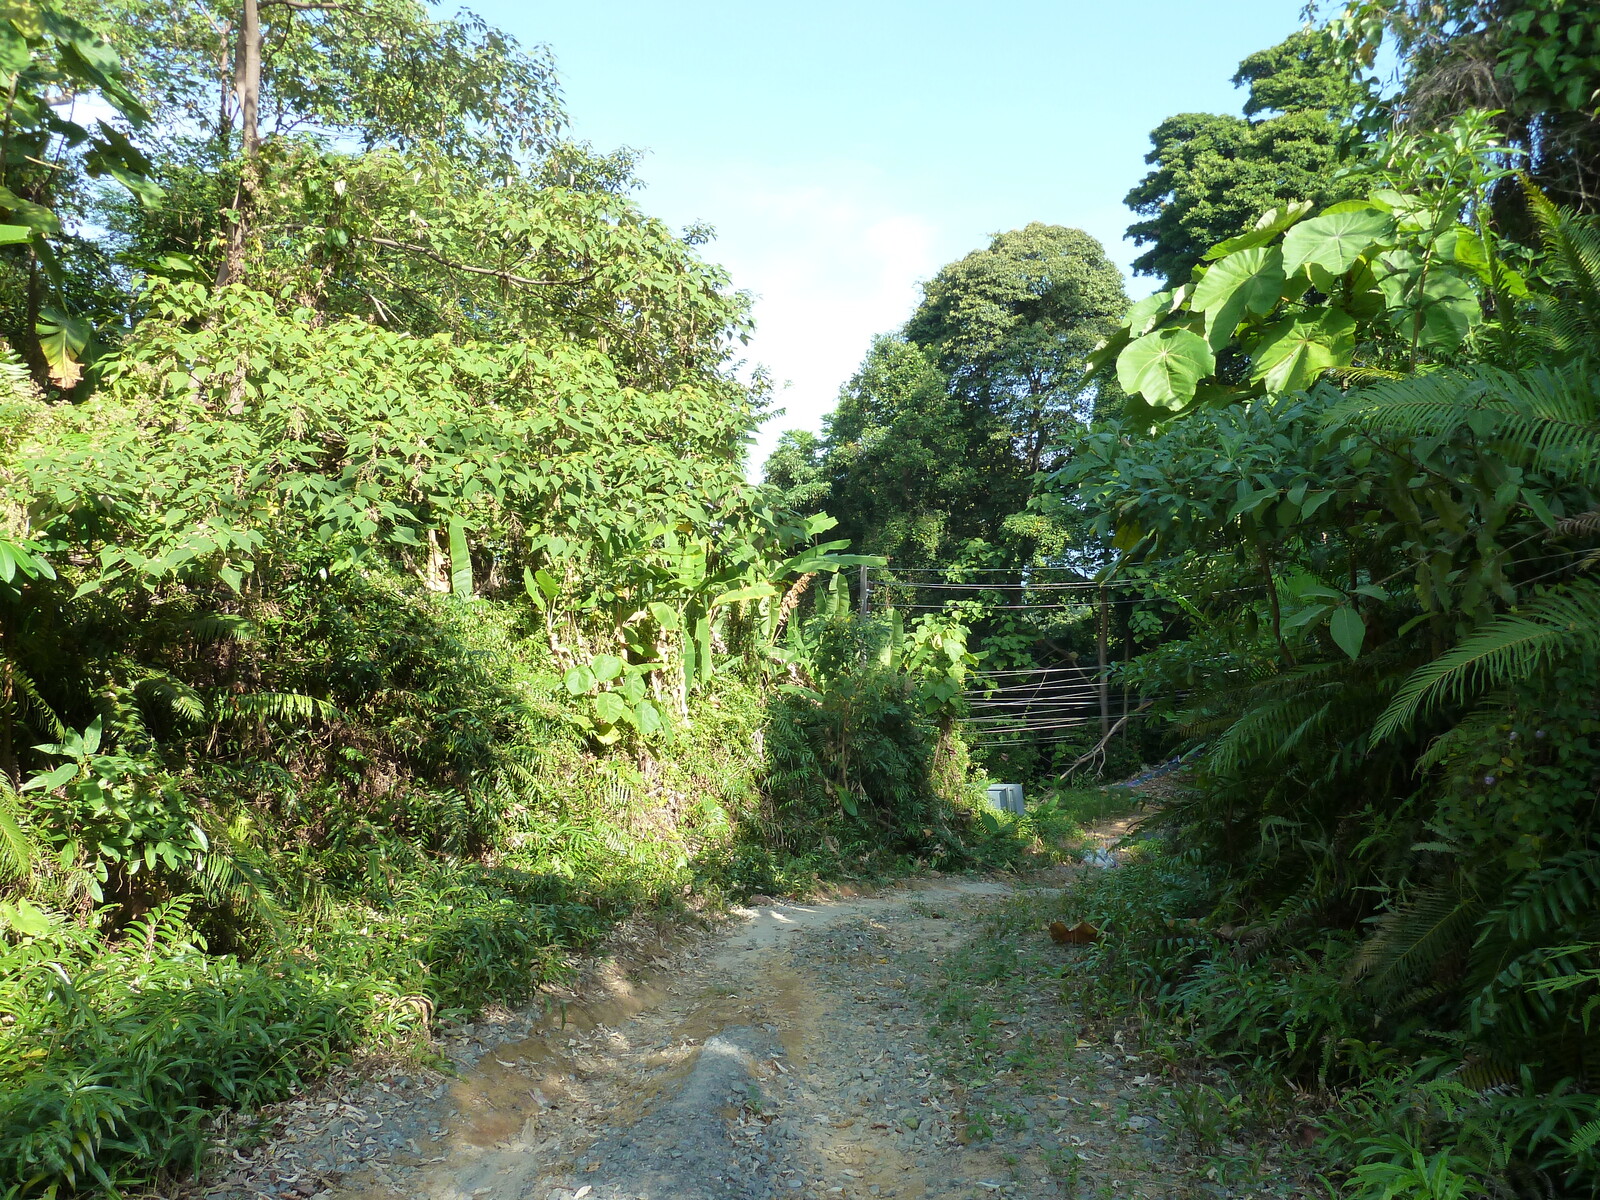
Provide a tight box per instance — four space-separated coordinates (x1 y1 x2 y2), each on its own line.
1062 844 1600 1197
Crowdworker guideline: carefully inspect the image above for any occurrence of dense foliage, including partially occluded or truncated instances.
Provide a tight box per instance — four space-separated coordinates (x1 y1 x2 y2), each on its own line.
1125 30 1372 286
1032 28 1600 1200
0 5 1014 1195
8 0 1600 1194
771 4 1600 1195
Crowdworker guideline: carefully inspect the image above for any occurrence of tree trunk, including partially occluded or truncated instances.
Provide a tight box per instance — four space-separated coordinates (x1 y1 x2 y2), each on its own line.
216 0 261 288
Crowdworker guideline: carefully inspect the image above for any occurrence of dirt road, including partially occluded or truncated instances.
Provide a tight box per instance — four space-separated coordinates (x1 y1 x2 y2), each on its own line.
209 855 1203 1200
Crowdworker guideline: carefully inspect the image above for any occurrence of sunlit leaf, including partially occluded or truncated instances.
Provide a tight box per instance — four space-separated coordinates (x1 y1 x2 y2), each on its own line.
1116 327 1215 410
1250 309 1356 394
1282 207 1396 275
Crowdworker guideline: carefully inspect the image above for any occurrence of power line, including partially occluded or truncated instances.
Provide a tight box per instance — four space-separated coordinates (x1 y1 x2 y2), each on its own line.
960 668 1100 678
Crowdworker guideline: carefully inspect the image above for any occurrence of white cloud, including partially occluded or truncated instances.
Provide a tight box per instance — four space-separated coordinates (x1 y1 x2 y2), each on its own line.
636 162 944 477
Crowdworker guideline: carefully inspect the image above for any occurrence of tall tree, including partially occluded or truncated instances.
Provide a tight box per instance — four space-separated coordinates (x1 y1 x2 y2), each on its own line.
815 335 995 570
81 0 564 290
1125 29 1371 285
904 222 1127 477
0 6 157 391
772 225 1126 574
1337 0 1600 212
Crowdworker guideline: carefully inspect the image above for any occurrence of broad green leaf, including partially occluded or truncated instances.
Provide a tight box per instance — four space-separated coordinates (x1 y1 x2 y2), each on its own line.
82 716 102 756
1204 201 1314 259
1330 606 1365 660
36 308 91 387
0 224 33 244
522 566 544 610
695 616 713 684
447 518 472 598
1116 327 1215 410
0 900 50 937
1379 264 1480 351
1191 246 1286 351
648 601 679 630
563 665 596 695
681 629 697 691
1520 488 1559 531
590 653 624 682
1249 309 1356 394
0 185 61 234
633 698 663 738
532 568 560 600
26 762 79 791
593 690 629 726
1084 325 1132 376
1282 603 1332 630
711 583 778 607
1282 207 1396 275
1123 289 1174 337
0 23 28 74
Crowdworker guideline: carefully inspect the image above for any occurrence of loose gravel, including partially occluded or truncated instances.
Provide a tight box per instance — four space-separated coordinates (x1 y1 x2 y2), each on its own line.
188 856 1210 1200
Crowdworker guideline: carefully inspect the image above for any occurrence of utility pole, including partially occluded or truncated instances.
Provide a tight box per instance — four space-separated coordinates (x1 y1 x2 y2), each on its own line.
1097 582 1109 739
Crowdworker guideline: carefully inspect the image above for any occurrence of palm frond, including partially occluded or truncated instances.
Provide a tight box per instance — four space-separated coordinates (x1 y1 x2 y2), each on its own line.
1374 579 1600 739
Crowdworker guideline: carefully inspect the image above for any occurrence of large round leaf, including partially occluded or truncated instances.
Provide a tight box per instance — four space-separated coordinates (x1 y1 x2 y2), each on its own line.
1282 207 1396 275
1116 327 1216 410
1203 201 1313 260
1377 259 1481 352
1249 309 1356 394
1123 288 1174 337
1191 246 1287 351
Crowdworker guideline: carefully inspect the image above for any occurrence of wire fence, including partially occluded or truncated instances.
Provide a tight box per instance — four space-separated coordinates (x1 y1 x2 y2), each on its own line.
855 546 1597 747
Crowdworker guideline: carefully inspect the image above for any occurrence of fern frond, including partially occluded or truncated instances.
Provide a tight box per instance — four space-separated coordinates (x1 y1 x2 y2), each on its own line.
1526 183 1600 348
1329 364 1407 386
1324 365 1600 488
0 653 65 739
1374 579 1600 739
1348 879 1479 1009
197 834 287 940
1558 508 1600 539
1476 852 1600 951
132 673 207 724
213 691 339 724
0 775 34 879
1573 1117 1600 1157
173 613 256 643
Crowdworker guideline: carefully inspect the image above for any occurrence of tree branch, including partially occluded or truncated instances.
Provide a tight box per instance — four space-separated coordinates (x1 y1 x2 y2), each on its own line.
1061 699 1153 777
360 236 595 287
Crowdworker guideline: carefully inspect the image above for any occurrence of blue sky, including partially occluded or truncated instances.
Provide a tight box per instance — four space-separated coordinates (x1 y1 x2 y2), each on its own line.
474 0 1314 471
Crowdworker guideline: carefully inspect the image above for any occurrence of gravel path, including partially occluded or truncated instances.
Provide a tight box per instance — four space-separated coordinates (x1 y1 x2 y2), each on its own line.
200 848 1201 1200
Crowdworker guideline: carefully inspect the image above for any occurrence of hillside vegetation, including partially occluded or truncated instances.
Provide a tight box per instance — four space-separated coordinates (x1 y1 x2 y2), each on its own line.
770 4 1600 1196
3 0 1600 1197
0 4 1018 1194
